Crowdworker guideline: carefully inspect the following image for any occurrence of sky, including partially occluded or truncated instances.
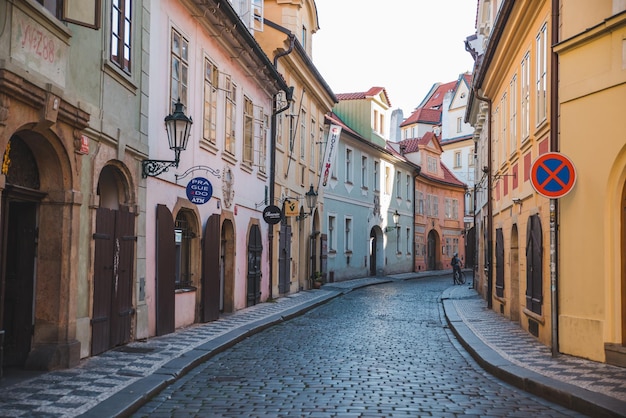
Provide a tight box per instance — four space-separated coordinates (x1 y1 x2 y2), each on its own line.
312 0 478 116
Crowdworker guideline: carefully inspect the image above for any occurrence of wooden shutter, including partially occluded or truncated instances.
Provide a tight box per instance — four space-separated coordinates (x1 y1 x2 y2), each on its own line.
201 214 221 322
156 204 175 336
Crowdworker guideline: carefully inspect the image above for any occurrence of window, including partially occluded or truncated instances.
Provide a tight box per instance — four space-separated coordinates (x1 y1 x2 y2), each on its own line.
426 194 439 217
259 112 268 173
445 198 459 219
427 156 437 174
277 113 284 145
328 215 336 252
171 29 189 110
345 148 353 183
301 25 307 50
385 166 391 194
300 110 306 160
454 151 462 168
510 75 517 153
396 171 401 197
225 76 236 155
405 228 411 255
111 0 132 72
536 24 548 124
501 93 507 159
416 191 425 215
373 110 379 132
243 97 253 164
344 217 353 252
318 127 324 172
521 52 530 140
310 119 316 166
456 117 462 133
379 113 384 135
203 59 218 145
406 174 411 200
374 161 380 191
361 156 368 189
174 212 194 290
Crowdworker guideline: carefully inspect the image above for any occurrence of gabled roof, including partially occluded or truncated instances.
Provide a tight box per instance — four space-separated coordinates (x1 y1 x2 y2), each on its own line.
400 107 441 127
418 80 457 110
432 162 466 187
336 87 392 107
398 131 443 154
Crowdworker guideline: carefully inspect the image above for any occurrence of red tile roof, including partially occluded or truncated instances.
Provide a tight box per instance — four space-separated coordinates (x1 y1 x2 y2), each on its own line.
420 80 457 109
336 87 391 107
400 107 441 127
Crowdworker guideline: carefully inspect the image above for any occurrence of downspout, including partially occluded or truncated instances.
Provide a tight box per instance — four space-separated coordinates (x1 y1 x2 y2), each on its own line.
268 34 295 300
550 0 560 357
474 90 493 309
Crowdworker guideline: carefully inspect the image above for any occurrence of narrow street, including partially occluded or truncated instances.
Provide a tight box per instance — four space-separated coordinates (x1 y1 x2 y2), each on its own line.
133 276 584 417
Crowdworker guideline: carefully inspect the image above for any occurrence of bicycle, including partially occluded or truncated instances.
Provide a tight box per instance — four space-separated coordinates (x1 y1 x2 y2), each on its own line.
453 267 466 285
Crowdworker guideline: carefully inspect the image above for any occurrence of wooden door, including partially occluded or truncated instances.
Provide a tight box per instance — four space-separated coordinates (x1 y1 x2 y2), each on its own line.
201 214 220 322
2 201 37 366
246 225 262 307
156 204 175 336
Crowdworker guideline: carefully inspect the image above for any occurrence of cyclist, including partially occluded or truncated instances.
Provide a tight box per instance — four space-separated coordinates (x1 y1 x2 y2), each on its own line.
451 252 462 284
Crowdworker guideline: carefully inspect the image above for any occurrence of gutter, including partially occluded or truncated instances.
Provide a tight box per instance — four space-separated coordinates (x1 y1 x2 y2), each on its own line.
550 0 560 357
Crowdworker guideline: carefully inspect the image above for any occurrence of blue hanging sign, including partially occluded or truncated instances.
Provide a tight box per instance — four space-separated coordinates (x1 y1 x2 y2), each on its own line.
186 177 213 205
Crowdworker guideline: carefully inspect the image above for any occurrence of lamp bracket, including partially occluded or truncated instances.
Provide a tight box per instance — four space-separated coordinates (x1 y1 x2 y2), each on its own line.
142 159 178 178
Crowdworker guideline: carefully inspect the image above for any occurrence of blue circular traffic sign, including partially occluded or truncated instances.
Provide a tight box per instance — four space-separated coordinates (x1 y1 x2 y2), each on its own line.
530 152 576 198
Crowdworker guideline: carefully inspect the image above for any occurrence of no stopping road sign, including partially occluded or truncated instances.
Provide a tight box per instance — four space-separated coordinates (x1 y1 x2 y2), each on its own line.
530 152 576 198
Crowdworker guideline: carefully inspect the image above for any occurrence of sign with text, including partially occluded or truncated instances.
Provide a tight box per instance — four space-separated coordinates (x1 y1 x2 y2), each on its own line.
186 177 213 205
318 124 342 190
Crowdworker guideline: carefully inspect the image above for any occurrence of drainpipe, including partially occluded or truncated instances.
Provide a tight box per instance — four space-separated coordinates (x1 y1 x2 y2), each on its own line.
550 0 560 357
268 34 295 300
474 90 493 309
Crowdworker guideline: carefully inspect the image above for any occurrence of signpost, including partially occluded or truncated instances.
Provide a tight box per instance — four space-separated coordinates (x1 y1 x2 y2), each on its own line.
530 152 576 199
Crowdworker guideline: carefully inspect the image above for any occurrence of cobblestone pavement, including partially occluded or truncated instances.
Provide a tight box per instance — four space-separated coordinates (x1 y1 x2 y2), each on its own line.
132 277 586 417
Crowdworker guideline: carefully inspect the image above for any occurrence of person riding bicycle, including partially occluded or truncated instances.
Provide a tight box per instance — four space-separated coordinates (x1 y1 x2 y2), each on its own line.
451 252 462 284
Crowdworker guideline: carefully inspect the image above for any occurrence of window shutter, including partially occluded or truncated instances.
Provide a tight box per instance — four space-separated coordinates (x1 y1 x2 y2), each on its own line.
63 0 101 29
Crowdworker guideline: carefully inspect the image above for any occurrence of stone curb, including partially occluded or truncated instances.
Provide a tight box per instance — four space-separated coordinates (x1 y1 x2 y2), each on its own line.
441 290 626 418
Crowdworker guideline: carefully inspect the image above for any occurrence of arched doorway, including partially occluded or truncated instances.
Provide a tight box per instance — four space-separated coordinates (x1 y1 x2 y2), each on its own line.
621 182 626 346
1 129 80 370
246 224 262 307
1 135 43 367
427 229 440 270
526 215 543 316
369 226 383 276
91 165 136 355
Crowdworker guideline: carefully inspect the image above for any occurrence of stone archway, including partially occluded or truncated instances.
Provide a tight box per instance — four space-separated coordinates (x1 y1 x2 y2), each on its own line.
1 129 80 371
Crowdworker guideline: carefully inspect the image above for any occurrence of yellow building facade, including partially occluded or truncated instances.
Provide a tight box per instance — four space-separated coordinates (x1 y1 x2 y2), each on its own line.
555 1 626 365
254 1 336 294
470 1 555 348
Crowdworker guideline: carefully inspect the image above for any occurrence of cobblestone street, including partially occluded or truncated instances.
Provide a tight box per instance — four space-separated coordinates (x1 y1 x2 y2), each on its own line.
133 277 585 417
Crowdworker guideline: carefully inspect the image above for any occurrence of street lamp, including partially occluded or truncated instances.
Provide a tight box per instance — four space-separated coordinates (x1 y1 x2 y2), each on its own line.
142 98 193 178
297 185 318 221
386 210 400 232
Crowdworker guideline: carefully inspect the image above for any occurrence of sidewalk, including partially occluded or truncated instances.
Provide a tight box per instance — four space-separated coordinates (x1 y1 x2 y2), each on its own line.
0 270 624 417
442 283 626 418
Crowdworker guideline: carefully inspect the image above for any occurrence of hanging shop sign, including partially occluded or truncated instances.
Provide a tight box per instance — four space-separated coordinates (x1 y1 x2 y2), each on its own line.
186 177 213 205
263 205 282 224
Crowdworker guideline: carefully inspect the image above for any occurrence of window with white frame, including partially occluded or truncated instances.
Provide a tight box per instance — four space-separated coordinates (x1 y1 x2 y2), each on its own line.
170 28 189 110
300 109 306 160
427 156 437 174
445 198 459 219
328 215 336 252
318 126 324 172
225 76 236 155
454 151 462 168
396 170 401 198
406 174 411 200
385 166 391 194
521 52 530 140
277 112 283 145
361 156 368 189
344 217 353 252
536 23 547 125
111 0 132 73
510 75 517 153
203 59 218 145
345 148 353 183
456 117 462 133
373 109 379 132
310 118 316 166
259 112 268 173
416 191 425 215
374 161 380 191
243 97 254 164
405 227 411 255
501 93 507 160
426 194 439 217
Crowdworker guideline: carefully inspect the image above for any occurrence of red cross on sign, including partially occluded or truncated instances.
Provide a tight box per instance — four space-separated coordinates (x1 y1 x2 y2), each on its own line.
530 152 577 199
